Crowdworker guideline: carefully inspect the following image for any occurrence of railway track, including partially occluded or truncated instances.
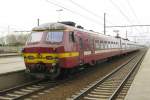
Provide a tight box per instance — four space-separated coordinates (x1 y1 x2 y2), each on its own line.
0 79 59 100
69 50 146 100
0 50 145 100
0 66 90 100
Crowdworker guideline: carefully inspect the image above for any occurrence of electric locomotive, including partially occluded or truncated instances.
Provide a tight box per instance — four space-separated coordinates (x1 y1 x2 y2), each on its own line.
22 22 80 78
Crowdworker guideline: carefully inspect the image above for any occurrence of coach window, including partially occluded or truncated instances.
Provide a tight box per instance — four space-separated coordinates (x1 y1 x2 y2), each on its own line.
110 41 112 48
110 42 113 48
112 42 114 48
106 41 108 49
85 39 89 50
100 41 103 49
95 40 99 50
99 41 102 49
116 42 117 48
111 42 113 48
123 43 125 48
110 41 111 48
103 41 105 49
113 42 115 48
111 41 112 48
115 42 117 48
90 39 94 49
104 41 106 49
108 41 111 48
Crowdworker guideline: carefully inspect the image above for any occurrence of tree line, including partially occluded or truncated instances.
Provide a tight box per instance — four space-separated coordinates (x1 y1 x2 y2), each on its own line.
0 34 29 46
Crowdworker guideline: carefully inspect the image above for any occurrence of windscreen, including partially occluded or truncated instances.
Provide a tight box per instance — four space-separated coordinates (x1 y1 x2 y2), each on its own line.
27 32 43 43
46 31 63 42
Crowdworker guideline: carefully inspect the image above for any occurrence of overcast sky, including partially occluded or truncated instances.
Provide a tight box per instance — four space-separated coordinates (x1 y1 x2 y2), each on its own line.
0 0 150 44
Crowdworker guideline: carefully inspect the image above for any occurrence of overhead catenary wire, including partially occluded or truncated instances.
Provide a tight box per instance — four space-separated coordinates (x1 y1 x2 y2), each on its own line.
68 0 114 25
126 0 140 24
109 0 132 24
126 0 145 32
46 0 104 25
106 24 150 28
108 0 142 36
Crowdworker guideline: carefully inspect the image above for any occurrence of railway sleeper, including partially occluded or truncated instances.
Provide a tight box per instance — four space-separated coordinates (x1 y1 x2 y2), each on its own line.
90 91 113 95
97 86 116 89
14 91 28 95
6 93 21 97
0 96 13 100
94 89 113 92
84 96 107 100
87 94 110 98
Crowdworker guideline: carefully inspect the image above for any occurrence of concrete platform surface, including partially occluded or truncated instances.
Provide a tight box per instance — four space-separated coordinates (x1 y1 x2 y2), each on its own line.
0 56 25 74
125 49 150 100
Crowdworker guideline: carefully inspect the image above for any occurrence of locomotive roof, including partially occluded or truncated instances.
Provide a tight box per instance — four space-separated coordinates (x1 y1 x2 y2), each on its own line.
32 22 66 31
32 22 110 37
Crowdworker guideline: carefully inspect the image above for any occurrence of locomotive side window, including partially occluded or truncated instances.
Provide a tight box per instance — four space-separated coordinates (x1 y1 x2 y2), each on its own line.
46 31 63 42
28 32 43 43
69 32 75 42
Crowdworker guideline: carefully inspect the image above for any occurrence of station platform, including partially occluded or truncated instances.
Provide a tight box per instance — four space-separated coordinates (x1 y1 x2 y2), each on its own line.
0 53 20 57
0 56 25 74
125 49 150 100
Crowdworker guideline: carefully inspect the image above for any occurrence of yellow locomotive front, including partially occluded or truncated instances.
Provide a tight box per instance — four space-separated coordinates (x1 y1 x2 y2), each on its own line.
22 23 66 79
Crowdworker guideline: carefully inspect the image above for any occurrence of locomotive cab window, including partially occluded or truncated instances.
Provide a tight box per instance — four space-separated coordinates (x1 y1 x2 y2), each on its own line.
27 32 43 43
46 31 63 42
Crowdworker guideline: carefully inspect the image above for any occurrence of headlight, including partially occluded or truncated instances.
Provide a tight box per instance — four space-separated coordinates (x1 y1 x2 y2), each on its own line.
46 56 52 60
28 56 34 59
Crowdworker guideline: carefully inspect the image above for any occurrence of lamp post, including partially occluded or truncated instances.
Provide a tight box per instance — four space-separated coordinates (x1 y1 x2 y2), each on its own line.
56 9 63 22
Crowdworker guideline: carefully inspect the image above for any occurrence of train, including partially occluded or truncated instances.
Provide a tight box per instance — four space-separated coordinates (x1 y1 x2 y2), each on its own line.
22 21 144 79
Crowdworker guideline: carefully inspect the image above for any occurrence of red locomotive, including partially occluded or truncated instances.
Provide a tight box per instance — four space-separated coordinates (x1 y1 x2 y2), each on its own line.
22 21 143 78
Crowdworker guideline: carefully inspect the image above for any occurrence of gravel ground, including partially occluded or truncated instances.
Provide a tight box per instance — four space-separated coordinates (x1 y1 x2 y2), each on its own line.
29 52 138 100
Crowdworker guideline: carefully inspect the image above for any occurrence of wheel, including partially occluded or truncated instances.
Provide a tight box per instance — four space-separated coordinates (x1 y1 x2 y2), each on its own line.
49 66 61 79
